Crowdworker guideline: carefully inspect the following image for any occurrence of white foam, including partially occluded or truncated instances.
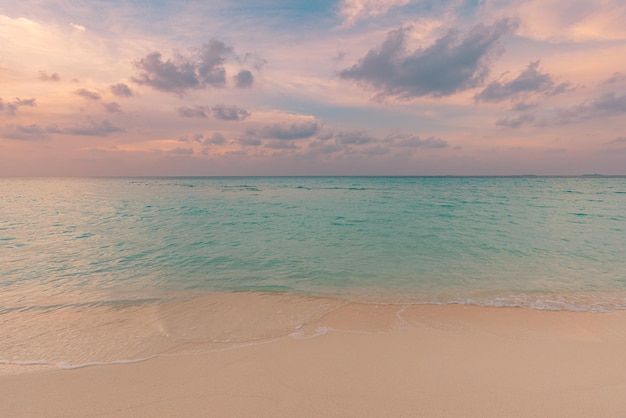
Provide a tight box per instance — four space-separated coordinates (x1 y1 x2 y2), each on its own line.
56 356 157 370
289 326 330 340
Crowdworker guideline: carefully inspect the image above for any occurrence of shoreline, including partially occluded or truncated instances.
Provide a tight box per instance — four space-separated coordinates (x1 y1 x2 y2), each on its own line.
3 302 626 417
5 290 626 372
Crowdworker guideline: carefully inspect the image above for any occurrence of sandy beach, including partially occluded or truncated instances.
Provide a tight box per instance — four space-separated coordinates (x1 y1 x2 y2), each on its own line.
2 302 626 417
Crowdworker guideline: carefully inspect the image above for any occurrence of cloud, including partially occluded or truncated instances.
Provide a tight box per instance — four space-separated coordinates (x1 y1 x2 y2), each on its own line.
70 23 86 32
2 118 124 139
302 129 450 157
308 141 344 154
339 19 517 99
498 0 626 42
0 97 37 116
74 88 101 101
495 113 537 128
234 70 254 88
39 71 60 82
132 51 199 94
361 146 390 156
591 93 626 113
178 105 210 118
103 102 122 113
170 147 194 155
511 102 537 111
604 72 626 84
211 105 250 121
110 83 135 97
335 130 377 144
338 0 411 26
608 136 626 144
265 141 299 150
177 104 250 120
547 93 626 125
238 138 262 146
1 122 65 140
1 123 49 140
15 98 37 107
475 61 571 102
132 40 248 95
497 92 626 128
197 40 232 87
241 123 442 156
251 121 319 140
15 124 47 136
203 132 226 145
66 119 124 136
387 133 448 148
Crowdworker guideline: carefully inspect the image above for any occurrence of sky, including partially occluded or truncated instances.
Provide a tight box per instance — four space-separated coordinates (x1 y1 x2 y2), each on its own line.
1 0 625 176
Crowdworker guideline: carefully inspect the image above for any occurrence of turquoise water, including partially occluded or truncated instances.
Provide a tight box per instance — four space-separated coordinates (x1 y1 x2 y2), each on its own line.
1 176 626 368
2 176 626 311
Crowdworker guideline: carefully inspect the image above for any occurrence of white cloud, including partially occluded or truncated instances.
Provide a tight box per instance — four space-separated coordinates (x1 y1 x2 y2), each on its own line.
338 0 412 26
484 0 626 41
0 13 144 83
70 23 86 32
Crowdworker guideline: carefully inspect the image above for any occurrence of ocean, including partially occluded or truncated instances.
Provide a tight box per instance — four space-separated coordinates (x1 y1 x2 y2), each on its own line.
1 176 625 368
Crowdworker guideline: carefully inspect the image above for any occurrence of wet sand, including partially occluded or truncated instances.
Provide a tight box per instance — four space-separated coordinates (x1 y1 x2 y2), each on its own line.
2 302 626 417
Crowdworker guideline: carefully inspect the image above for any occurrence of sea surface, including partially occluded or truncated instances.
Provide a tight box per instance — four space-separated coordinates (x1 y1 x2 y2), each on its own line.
1 176 626 368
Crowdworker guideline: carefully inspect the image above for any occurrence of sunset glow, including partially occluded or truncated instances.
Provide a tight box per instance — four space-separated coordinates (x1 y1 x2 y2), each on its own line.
1 0 625 175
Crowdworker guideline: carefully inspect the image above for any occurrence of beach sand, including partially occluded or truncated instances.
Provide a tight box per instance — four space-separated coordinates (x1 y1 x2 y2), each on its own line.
2 302 626 417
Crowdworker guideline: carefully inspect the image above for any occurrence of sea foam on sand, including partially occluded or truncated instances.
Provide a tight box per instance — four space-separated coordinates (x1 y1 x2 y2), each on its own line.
2 293 626 417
